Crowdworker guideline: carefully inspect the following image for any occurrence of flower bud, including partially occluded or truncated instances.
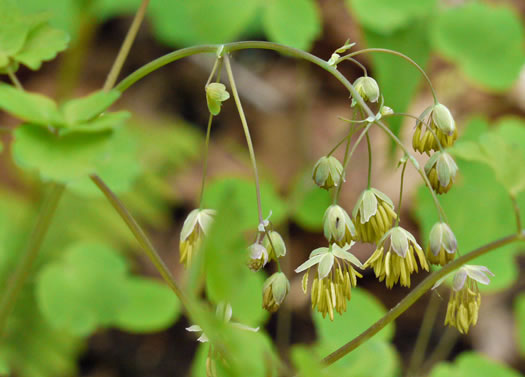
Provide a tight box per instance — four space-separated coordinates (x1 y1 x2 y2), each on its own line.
353 76 380 103
179 209 216 267
312 156 344 190
412 104 457 155
352 188 397 243
323 205 356 246
380 105 394 116
248 243 268 271
262 230 286 261
206 82 230 116
427 222 457 266
425 152 458 194
432 104 455 136
262 272 290 312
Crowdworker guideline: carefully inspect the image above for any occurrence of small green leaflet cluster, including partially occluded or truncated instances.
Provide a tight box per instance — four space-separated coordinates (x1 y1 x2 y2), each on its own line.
0 0 68 73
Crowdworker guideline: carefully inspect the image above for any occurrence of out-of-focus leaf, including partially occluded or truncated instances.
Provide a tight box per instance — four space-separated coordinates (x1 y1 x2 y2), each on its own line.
415 117 525 291
516 294 525 356
347 0 436 34
16 0 78 37
262 0 321 50
60 90 120 125
149 0 260 46
364 20 431 149
289 171 332 231
430 352 522 377
431 2 525 91
291 346 333 377
36 242 128 336
203 177 287 231
115 277 180 333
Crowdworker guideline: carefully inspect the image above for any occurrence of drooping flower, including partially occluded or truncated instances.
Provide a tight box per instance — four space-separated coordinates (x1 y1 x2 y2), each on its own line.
262 230 286 261
323 204 356 247
179 208 215 268
412 103 457 155
425 151 458 194
364 226 429 288
352 188 397 243
352 76 380 104
427 222 457 266
295 243 363 320
206 82 230 116
262 272 290 313
312 156 344 190
434 265 494 334
248 243 268 271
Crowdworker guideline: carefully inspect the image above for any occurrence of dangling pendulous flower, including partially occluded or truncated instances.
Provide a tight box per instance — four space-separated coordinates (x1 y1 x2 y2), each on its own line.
352 188 397 243
427 222 457 266
412 103 457 155
179 208 215 268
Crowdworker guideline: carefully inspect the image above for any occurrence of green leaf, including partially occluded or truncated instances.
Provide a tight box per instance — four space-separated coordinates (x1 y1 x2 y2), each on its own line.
262 0 321 50
430 352 523 377
289 171 332 231
516 294 525 356
291 347 333 377
347 0 436 34
37 242 128 336
312 287 394 346
149 0 260 46
13 22 69 70
0 1 34 58
16 0 79 38
12 124 114 182
115 277 180 333
61 90 121 126
364 20 431 150
416 117 525 291
431 2 525 91
0 83 62 125
63 111 130 133
203 177 287 231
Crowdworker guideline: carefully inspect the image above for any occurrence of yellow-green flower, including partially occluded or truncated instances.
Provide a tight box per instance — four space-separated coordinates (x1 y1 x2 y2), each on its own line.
425 151 458 194
248 243 268 271
352 188 397 243
412 103 457 155
206 82 230 116
352 76 380 104
364 226 429 288
179 208 215 268
295 243 363 320
262 230 286 261
427 222 457 266
262 272 290 313
434 265 494 334
323 204 356 247
312 156 344 190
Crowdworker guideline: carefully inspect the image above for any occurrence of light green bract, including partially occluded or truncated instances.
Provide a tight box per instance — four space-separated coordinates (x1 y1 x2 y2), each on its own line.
0 1 69 73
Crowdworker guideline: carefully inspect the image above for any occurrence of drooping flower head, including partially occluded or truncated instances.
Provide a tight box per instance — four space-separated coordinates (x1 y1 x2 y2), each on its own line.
262 272 290 313
312 156 344 190
248 243 268 272
364 226 429 288
427 222 457 266
179 208 215 268
352 188 397 243
262 230 286 262
295 243 363 320
206 82 230 116
352 76 380 105
425 151 458 194
434 265 494 334
323 204 356 247
412 103 457 155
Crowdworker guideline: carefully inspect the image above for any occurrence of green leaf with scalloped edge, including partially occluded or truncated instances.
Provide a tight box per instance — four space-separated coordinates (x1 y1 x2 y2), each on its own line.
347 0 436 34
60 90 120 125
36 242 128 336
148 0 260 46
430 352 523 377
516 294 525 356
202 177 287 231
115 277 180 333
262 0 321 50
12 124 114 182
364 20 431 150
431 2 525 91
415 117 525 292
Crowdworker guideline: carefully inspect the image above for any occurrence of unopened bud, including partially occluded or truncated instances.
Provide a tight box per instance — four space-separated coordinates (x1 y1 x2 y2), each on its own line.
353 76 380 103
425 152 458 194
312 156 344 190
263 231 286 261
206 83 230 116
323 205 356 246
262 272 290 312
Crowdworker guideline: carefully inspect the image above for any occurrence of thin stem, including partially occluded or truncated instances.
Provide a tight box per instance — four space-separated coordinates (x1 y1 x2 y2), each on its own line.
421 327 459 373
0 183 65 335
6 67 23 90
205 58 220 87
338 56 367 76
510 194 522 234
339 48 438 103
224 55 264 224
90 175 192 311
406 293 440 376
199 114 214 208
321 232 523 367
396 161 408 225
366 132 372 189
103 0 150 91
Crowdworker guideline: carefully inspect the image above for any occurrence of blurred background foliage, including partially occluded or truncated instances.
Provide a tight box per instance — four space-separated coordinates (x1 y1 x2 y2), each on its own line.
0 0 525 376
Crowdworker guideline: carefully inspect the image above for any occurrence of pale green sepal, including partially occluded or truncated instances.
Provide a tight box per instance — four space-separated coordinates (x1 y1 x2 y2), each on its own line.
295 253 325 273
432 103 455 136
332 243 362 268
361 189 378 223
390 227 408 258
318 253 335 279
